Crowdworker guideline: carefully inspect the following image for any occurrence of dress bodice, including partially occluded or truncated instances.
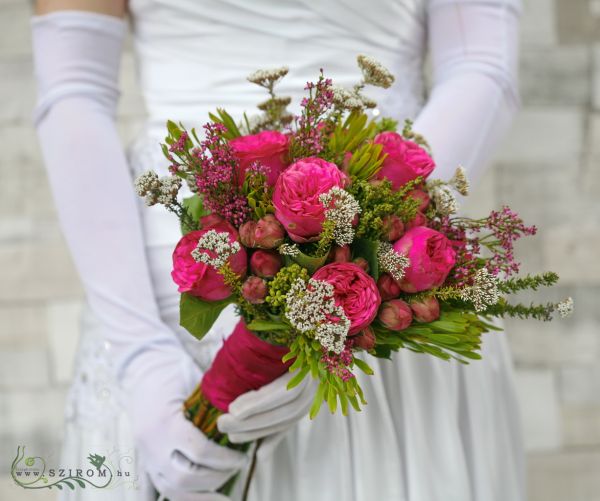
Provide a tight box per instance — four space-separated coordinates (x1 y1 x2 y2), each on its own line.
129 0 428 134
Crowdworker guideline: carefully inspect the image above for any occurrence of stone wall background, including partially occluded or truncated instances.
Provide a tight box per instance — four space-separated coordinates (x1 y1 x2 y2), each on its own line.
0 1 598 499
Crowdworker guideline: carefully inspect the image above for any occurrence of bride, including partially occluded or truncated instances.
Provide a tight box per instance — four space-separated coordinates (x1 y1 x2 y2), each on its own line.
32 0 524 500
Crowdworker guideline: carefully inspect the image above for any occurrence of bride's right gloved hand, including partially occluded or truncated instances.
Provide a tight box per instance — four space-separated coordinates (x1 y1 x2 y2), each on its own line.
123 344 248 499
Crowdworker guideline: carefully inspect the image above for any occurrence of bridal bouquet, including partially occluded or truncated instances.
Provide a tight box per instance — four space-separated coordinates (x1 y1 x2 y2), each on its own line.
135 56 573 449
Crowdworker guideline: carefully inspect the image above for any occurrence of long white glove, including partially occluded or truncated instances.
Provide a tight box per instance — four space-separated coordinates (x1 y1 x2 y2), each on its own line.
414 0 521 185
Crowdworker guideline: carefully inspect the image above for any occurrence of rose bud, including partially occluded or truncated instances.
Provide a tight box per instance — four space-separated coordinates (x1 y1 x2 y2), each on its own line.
406 211 427 230
410 296 440 323
250 249 283 278
329 245 352 263
378 299 413 331
377 273 401 301
406 189 430 212
241 276 268 304
354 326 376 351
352 257 369 272
239 220 257 248
382 214 405 241
254 214 285 249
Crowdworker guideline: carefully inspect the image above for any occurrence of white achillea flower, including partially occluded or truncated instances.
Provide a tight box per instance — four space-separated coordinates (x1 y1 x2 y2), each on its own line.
377 241 410 282
319 187 362 246
278 243 300 257
247 67 289 87
357 55 395 89
556 297 574 318
134 171 182 207
430 184 459 216
191 230 241 269
285 278 350 354
460 268 500 312
450 166 470 196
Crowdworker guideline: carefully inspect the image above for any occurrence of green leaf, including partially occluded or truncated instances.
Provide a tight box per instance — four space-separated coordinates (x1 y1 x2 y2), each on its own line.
309 382 327 419
246 319 290 332
351 238 380 280
287 366 310 390
327 383 338 414
353 357 374 375
285 249 328 274
179 293 232 340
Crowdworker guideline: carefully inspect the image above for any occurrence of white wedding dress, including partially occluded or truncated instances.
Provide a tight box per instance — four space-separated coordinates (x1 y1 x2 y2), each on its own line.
38 1 525 500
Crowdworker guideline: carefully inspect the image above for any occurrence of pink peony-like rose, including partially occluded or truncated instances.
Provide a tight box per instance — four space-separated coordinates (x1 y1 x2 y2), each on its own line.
378 299 413 331
374 132 435 190
393 226 456 293
230 131 289 186
312 262 381 335
241 276 268 304
273 157 348 243
250 249 283 278
171 218 247 301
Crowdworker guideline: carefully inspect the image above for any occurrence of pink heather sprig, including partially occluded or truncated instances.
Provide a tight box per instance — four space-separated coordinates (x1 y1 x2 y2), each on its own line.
291 71 335 157
322 341 355 382
194 122 251 226
168 131 189 153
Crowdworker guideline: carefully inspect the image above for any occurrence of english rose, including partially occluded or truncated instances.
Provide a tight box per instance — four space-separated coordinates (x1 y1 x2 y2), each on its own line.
354 326 376 351
171 218 247 301
241 276 268 304
312 262 381 335
250 249 283 278
410 296 441 323
230 130 289 185
378 299 413 331
393 226 456 293
374 132 435 190
377 273 401 301
273 157 348 242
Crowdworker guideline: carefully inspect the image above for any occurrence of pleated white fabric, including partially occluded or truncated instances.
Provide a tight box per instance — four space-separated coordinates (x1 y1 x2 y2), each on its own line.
55 0 525 499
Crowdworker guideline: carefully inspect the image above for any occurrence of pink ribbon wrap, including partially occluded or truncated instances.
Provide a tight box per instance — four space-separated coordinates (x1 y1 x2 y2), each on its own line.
201 321 291 412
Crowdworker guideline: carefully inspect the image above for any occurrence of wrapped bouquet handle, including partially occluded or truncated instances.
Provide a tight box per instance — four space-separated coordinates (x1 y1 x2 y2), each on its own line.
184 321 291 446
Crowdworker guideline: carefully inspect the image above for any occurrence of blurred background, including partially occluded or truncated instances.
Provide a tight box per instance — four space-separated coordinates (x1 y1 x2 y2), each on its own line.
0 0 598 500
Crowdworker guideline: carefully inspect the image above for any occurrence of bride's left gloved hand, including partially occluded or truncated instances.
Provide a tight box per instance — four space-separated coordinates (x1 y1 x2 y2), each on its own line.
217 371 317 458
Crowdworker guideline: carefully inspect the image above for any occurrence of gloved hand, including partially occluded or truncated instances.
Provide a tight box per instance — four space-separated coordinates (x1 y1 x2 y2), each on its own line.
217 370 317 459
124 344 248 499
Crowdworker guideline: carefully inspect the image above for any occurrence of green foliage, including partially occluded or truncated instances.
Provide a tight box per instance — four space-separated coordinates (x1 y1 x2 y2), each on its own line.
285 248 329 274
180 195 208 234
345 141 386 180
208 108 242 139
327 112 380 173
180 294 232 340
373 307 491 364
265 264 310 311
374 117 399 135
243 171 274 219
348 178 420 240
283 336 369 419
497 272 559 294
479 298 557 322
352 238 380 281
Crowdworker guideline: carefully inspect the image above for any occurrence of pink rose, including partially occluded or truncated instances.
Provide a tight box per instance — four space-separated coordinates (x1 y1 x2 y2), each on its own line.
393 226 456 293
241 276 268 304
410 296 440 323
378 299 413 331
406 211 428 230
328 245 352 263
382 214 405 241
273 157 348 243
312 262 381 335
230 131 289 186
354 326 376 351
254 215 285 249
250 249 283 278
406 188 430 212
377 273 401 301
171 219 247 301
374 132 435 190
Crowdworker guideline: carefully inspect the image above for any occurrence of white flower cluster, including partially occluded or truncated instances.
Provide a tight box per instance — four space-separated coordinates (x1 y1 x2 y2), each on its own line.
134 170 182 207
357 55 395 89
331 85 376 111
430 184 459 216
247 67 289 87
556 297 574 318
191 230 241 269
319 187 362 247
285 278 350 354
450 166 470 196
459 268 501 312
377 241 410 282
278 243 300 257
